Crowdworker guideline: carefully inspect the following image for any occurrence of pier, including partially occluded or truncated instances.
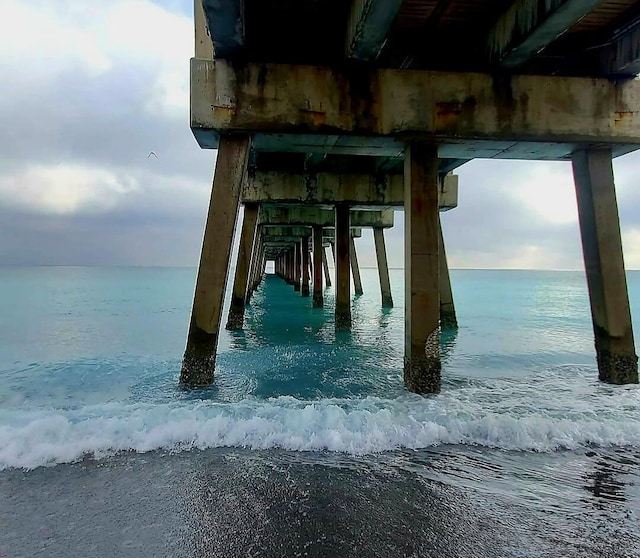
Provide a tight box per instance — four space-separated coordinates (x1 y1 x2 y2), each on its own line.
182 0 640 391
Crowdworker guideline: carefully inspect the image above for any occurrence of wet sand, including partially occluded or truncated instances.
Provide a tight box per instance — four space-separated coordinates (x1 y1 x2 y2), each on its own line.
2 447 639 557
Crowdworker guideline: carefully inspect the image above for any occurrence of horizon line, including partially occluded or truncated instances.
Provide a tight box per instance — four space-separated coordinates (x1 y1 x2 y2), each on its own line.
0 264 630 272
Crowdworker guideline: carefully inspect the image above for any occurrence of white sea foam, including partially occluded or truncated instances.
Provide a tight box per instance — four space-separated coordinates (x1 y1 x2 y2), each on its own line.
2 390 640 470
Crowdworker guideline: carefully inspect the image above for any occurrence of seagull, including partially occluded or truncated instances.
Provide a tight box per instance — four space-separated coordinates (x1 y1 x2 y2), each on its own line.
147 151 158 159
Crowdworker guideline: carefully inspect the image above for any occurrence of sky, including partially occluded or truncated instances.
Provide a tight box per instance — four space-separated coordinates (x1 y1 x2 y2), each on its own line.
2 0 640 270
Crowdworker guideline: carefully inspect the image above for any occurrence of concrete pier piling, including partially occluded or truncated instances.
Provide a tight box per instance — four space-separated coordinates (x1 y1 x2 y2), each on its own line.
187 0 640 391
404 143 441 394
335 205 351 330
322 247 332 288
572 148 639 384
301 235 311 297
350 235 364 296
247 231 264 302
294 242 302 292
181 135 250 386
374 227 393 308
226 203 258 329
313 225 324 307
287 249 294 285
438 221 457 329
247 234 258 302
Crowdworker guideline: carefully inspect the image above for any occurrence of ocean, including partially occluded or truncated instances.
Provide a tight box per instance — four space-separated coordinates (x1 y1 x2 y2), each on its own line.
1 266 639 557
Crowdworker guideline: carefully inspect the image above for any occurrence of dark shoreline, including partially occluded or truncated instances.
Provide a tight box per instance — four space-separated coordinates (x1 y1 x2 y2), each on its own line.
2 446 639 558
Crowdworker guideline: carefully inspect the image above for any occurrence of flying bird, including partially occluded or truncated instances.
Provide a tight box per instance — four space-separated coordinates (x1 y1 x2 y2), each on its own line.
147 151 158 159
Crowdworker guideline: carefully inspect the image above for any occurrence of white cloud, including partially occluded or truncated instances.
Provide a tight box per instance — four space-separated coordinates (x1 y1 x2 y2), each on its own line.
0 1 111 79
0 0 191 116
621 228 640 270
506 162 577 225
0 164 136 215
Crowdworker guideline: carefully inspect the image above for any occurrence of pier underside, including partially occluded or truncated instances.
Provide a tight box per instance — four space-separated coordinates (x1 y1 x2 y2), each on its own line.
183 0 640 392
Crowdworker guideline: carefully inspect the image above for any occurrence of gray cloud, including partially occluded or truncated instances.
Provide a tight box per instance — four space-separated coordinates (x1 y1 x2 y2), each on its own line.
2 0 640 271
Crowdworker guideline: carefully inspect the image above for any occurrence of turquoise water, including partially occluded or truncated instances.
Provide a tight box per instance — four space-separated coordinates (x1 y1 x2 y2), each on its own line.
1 267 640 556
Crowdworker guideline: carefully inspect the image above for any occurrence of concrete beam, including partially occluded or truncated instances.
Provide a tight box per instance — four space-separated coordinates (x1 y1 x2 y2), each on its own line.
572 148 638 384
260 226 362 239
404 142 441 394
439 220 457 329
349 235 364 296
488 0 605 69
263 236 307 244
374 228 393 308
346 0 404 61
181 135 250 386
201 0 244 59
312 225 324 307
322 247 332 287
259 207 394 228
301 236 310 297
335 205 352 330
243 172 458 209
262 233 362 244
226 202 258 330
195 0 214 59
191 59 640 158
600 23 640 78
320 228 363 239
304 152 327 170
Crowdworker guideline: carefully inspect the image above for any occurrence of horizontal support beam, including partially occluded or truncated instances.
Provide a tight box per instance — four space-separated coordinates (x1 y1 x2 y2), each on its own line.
243 171 458 209
262 230 362 243
191 59 640 159
601 23 640 78
259 207 394 228
488 0 605 69
346 0 404 61
201 0 244 59
261 226 362 239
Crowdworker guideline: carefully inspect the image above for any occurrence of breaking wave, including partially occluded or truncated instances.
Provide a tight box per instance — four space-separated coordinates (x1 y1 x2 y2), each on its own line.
3 388 640 470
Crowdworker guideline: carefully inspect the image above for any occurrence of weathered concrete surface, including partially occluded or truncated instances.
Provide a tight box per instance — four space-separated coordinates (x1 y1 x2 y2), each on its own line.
294 242 302 292
263 236 305 244
313 225 324 307
322 247 332 288
194 0 214 59
335 205 351 330
350 236 364 296
243 172 458 209
601 24 640 77
440 174 458 211
572 148 638 384
191 59 640 159
261 228 362 242
301 235 311 297
346 0 405 61
439 221 457 330
285 249 293 284
247 232 264 303
374 227 393 308
488 0 605 68
201 0 244 59
404 143 441 394
259 207 394 228
181 135 250 386
226 203 259 330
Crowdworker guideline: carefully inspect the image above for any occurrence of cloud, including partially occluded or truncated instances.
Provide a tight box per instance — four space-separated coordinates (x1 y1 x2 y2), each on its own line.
2 0 640 270
0 164 136 215
0 0 191 115
0 0 207 177
0 0 219 265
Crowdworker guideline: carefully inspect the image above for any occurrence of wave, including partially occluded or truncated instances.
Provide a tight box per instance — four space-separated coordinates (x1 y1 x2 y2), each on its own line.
2 393 640 470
